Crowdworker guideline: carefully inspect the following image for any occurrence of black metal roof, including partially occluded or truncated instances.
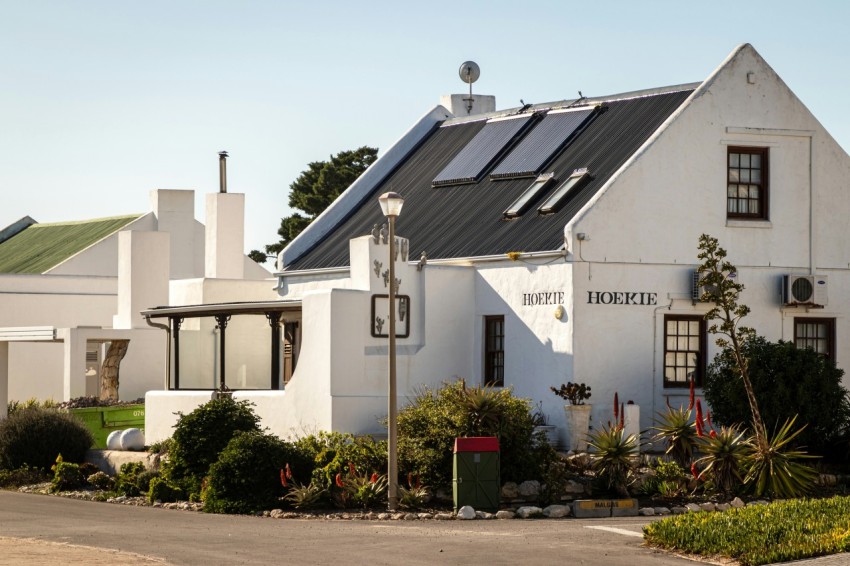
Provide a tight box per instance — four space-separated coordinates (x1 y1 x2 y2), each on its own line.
285 88 693 271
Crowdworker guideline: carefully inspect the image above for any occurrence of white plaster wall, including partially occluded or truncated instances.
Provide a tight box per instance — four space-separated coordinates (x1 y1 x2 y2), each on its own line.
205 193 245 280
145 390 214 444
150 189 202 280
473 260 574 444
114 231 170 330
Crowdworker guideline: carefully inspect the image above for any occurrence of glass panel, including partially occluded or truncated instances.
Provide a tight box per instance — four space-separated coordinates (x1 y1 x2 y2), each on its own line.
667 337 677 350
688 353 698 367
689 337 700 350
538 170 589 214
740 169 750 183
728 169 739 182
667 320 677 334
751 154 761 167
738 185 750 198
678 321 689 334
177 318 218 389
678 337 688 350
730 153 739 167
665 353 675 366
676 367 686 381
504 176 553 217
818 324 827 338
689 320 700 334
665 367 674 380
749 199 759 214
676 353 686 366
741 154 750 167
751 169 761 182
225 315 273 390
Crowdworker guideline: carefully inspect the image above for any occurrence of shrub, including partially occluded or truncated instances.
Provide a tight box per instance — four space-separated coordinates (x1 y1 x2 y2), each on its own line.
87 471 114 491
162 397 262 497
148 477 183 503
294 432 386 489
203 431 312 514
644 496 850 565
586 424 638 497
333 465 388 509
704 336 850 456
114 462 147 496
0 465 49 488
396 380 552 489
7 398 57 416
50 455 84 493
0 408 93 471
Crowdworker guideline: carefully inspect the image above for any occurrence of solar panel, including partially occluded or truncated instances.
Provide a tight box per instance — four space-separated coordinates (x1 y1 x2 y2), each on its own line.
432 115 535 187
490 107 595 180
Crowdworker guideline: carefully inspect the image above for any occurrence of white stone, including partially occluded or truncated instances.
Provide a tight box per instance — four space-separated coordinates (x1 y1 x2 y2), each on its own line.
518 480 541 497
417 513 433 520
457 506 476 520
106 430 123 451
269 509 284 519
543 505 570 518
654 507 671 515
501 482 519 498
699 502 716 512
403 513 418 520
434 513 454 520
516 506 543 519
671 506 688 514
377 513 391 520
475 511 493 519
639 507 655 516
715 503 731 512
564 480 586 494
495 510 516 520
119 428 145 451
686 503 702 513
731 497 745 508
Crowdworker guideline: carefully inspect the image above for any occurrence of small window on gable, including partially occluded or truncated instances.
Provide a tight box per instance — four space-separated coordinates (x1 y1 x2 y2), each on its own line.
727 146 768 219
503 173 555 218
537 168 589 214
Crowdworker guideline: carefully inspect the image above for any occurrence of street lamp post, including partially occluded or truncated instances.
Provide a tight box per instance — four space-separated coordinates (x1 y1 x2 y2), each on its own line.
378 191 404 511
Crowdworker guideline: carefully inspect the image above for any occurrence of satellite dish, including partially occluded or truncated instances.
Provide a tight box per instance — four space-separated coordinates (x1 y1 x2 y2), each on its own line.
458 61 480 85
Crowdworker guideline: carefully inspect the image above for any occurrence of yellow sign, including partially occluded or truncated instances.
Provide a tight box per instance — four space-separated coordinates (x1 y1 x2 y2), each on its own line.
576 499 636 510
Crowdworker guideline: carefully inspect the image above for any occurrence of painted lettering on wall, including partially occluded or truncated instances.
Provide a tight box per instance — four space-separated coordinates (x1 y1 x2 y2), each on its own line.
587 291 657 306
522 292 565 306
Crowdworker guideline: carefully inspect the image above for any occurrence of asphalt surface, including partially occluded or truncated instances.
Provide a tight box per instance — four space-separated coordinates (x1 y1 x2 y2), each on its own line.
2 492 848 565
0 491 698 566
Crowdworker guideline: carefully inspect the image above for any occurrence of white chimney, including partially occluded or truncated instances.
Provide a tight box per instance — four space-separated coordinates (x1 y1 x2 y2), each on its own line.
205 192 245 279
150 189 199 279
114 230 170 329
439 94 496 117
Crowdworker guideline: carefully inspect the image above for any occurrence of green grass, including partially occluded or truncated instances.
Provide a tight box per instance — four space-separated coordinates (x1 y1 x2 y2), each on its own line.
643 497 850 565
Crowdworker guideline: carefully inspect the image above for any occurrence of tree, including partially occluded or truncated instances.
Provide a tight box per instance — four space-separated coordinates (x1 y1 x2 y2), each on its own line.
251 146 378 263
697 234 767 450
704 336 849 456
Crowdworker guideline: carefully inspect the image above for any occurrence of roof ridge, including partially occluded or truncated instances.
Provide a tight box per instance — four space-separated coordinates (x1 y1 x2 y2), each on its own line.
27 213 144 228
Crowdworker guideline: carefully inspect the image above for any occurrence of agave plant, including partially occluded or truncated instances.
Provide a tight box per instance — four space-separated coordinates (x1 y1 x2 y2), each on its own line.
742 415 818 498
652 406 698 468
283 481 327 509
694 425 747 494
587 424 639 497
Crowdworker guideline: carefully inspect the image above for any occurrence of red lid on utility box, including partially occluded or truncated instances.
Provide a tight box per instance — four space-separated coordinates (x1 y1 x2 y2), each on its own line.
453 436 500 453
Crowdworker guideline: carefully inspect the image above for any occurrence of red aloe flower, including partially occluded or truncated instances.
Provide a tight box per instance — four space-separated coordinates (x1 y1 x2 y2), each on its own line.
688 377 695 410
370 472 379 484
415 475 421 489
695 399 704 424
280 469 288 488
710 429 717 439
691 462 700 480
613 392 619 420
407 472 414 489
706 409 713 428
348 462 356 476
285 463 293 480
335 473 345 488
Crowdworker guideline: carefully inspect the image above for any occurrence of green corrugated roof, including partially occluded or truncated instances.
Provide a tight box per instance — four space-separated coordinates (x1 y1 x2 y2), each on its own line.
0 214 143 274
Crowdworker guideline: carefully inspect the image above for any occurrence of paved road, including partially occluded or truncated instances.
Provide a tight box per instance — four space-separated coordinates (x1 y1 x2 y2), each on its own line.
0 492 697 566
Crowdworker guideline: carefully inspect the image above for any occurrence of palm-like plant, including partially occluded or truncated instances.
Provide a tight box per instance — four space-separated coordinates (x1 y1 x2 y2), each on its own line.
587 424 639 497
652 406 698 468
695 425 747 494
742 416 818 498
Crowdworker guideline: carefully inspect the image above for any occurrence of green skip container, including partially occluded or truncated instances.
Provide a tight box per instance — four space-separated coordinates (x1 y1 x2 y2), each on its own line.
452 436 500 512
69 404 145 449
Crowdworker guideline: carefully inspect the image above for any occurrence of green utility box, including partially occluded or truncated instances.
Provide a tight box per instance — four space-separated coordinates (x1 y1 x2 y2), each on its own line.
69 404 145 449
453 436 500 512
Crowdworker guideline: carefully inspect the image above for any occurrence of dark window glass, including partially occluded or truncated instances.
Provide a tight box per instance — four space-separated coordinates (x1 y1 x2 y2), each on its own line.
727 147 768 219
664 315 706 387
484 315 505 386
794 318 835 361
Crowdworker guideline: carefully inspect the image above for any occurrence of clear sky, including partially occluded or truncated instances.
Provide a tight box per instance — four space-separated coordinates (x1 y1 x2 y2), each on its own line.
2 1 848 265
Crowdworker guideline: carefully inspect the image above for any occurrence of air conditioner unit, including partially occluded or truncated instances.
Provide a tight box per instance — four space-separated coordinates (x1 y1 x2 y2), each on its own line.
691 270 738 302
783 274 828 306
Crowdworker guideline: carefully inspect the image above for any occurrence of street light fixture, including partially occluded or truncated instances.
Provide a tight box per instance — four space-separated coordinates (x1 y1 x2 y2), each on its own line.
378 191 404 511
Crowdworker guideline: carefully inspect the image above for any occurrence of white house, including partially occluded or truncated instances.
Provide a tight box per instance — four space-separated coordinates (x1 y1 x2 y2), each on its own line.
0 187 270 416
143 44 850 445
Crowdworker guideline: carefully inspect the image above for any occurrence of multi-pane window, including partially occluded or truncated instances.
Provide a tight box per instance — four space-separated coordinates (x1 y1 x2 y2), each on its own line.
484 315 505 386
727 147 768 219
795 318 835 361
664 315 706 387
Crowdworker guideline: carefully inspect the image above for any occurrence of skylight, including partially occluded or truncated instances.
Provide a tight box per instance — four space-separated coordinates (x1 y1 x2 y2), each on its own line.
432 115 536 187
490 107 596 180
503 173 555 218
538 168 589 214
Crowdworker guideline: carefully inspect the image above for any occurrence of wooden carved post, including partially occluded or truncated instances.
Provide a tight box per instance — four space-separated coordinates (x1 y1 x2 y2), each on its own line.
99 340 130 400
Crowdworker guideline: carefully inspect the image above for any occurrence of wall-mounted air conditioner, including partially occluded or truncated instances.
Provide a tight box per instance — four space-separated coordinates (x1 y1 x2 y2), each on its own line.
783 274 828 306
691 270 738 302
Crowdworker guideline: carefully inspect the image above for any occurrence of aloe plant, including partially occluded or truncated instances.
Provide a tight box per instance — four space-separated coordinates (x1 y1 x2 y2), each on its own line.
742 416 818 498
587 424 639 497
695 425 747 494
